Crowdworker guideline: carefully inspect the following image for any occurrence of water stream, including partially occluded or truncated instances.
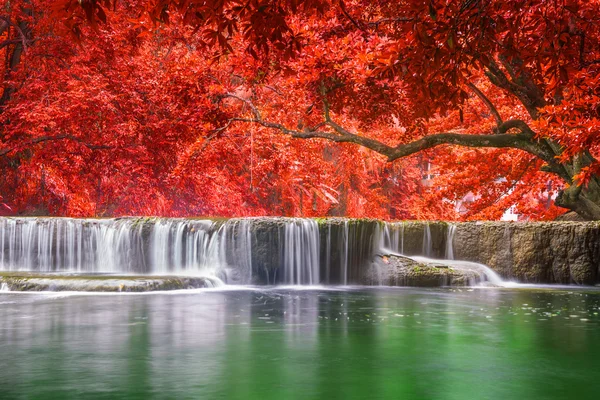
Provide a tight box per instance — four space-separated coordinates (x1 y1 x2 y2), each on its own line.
445 223 456 260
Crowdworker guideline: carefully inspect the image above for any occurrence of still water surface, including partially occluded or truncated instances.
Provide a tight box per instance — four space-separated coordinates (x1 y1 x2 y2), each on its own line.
1 287 600 399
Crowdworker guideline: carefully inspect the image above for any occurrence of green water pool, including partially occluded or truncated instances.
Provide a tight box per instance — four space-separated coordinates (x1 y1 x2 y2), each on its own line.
1 287 600 399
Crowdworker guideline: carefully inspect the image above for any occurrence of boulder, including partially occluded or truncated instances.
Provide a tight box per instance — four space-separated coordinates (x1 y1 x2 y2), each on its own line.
361 254 479 287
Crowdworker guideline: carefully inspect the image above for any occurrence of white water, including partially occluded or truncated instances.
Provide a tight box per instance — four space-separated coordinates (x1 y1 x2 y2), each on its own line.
283 219 320 285
378 222 509 287
445 224 456 260
422 225 432 257
410 256 507 286
0 218 253 282
380 222 404 254
340 221 349 285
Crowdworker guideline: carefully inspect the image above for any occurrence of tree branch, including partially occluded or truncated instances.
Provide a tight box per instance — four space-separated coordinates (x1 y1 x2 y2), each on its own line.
0 135 112 157
367 17 414 29
0 18 8 36
0 38 22 50
1 16 32 108
338 0 366 33
224 94 563 178
0 16 31 51
387 131 547 162
466 82 503 126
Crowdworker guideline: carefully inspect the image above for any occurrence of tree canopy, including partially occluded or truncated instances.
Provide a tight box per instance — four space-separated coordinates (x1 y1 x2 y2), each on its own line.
1 0 600 219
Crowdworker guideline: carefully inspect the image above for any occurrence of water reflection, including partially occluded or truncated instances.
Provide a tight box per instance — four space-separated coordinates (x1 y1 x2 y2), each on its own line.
1 288 600 399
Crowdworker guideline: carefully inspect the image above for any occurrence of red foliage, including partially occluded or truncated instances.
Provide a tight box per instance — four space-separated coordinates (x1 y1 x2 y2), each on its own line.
1 1 599 220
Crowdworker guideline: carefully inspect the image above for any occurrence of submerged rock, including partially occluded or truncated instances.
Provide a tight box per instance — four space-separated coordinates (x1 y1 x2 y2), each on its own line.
0 272 218 292
362 254 479 287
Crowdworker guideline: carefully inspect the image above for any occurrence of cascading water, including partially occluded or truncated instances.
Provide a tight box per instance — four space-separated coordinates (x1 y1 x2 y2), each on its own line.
379 222 404 254
0 217 512 287
422 224 432 257
410 256 505 286
400 223 404 255
0 218 253 283
282 219 320 285
445 224 456 260
0 218 143 273
324 224 332 284
374 221 508 286
321 220 380 285
339 221 349 285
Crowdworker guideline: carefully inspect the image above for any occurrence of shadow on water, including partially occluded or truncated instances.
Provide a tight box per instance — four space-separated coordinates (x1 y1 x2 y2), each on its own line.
1 288 600 399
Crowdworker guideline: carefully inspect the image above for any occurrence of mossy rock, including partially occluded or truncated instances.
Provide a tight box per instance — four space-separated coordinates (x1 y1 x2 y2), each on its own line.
362 254 478 287
0 272 217 292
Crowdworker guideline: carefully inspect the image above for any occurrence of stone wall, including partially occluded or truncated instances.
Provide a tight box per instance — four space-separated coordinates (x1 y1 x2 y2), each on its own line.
451 222 600 284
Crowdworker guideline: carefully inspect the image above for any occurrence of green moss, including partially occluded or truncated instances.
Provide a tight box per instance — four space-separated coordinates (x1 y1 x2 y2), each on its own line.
314 217 329 226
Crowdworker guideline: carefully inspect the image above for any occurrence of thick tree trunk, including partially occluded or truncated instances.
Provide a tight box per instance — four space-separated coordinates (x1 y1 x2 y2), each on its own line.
555 186 600 220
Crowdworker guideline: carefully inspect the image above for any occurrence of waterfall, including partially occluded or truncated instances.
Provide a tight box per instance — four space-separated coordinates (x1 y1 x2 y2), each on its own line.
0 218 253 282
324 225 331 284
400 223 404 254
0 217 514 287
282 219 320 285
379 222 404 254
445 224 456 260
410 256 506 286
339 221 349 285
210 219 253 284
0 217 320 286
422 224 432 257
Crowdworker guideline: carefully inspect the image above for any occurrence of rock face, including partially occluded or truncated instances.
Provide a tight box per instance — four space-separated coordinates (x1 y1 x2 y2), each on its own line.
452 222 600 285
0 272 218 292
397 221 448 258
362 255 479 287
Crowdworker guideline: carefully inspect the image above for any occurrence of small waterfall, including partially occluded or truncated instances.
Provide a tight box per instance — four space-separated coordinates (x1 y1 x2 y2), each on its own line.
339 221 349 285
324 225 331 284
282 219 320 285
422 224 432 257
445 224 456 260
0 218 143 273
0 218 253 282
411 256 505 286
211 219 253 284
323 219 378 285
400 223 404 254
379 222 404 254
